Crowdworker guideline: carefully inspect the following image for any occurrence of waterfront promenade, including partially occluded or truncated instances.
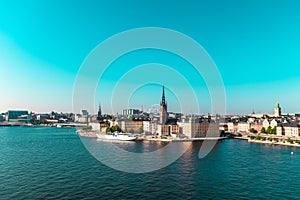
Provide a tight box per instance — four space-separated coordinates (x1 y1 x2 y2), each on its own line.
234 134 300 148
77 130 226 141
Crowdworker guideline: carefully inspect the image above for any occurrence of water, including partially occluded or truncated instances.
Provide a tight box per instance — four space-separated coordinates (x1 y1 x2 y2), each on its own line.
1 127 300 199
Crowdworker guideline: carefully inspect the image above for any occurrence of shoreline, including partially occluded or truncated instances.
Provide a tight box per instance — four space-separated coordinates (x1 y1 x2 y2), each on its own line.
2 125 299 148
77 130 226 142
234 135 300 148
248 139 300 148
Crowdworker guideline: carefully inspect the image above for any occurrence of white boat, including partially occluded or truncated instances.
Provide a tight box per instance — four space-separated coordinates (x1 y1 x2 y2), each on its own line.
97 132 137 141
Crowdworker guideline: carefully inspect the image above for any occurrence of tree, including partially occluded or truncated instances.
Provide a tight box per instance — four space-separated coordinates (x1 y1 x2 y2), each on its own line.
138 127 144 134
106 125 121 133
271 127 277 134
261 127 266 133
129 129 134 134
106 127 111 133
250 128 258 133
266 126 272 134
82 125 92 131
111 125 121 132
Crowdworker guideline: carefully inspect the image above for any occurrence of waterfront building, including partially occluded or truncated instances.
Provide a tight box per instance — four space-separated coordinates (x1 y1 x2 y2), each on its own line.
0 115 5 122
270 119 279 128
7 110 28 122
227 122 235 133
262 119 271 129
274 102 282 117
177 118 219 138
156 124 179 137
250 119 263 133
283 123 300 137
237 122 250 133
276 122 300 137
117 119 143 133
36 114 50 123
143 120 157 134
276 124 284 136
17 115 32 122
89 122 100 131
75 115 91 123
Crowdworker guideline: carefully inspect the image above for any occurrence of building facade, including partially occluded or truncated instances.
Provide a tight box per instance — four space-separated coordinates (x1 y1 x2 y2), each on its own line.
122 109 140 117
7 110 29 122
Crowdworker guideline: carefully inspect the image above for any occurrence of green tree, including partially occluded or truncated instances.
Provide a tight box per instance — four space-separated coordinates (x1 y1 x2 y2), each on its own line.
107 125 121 133
112 125 121 132
82 125 92 131
266 126 272 134
129 129 134 134
271 127 277 134
106 127 111 133
138 127 143 134
250 128 257 133
261 127 266 133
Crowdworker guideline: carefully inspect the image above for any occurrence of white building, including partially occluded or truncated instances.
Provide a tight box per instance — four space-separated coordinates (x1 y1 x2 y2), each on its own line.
89 122 100 131
227 122 235 133
262 119 270 129
143 121 157 134
270 119 278 128
277 123 300 137
237 122 250 133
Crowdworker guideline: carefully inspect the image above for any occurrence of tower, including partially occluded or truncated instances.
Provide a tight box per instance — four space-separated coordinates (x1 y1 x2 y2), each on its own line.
160 85 168 124
97 103 103 122
274 102 281 117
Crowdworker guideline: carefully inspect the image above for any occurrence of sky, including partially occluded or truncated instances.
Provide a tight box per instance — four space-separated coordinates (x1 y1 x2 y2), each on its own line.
1 0 300 115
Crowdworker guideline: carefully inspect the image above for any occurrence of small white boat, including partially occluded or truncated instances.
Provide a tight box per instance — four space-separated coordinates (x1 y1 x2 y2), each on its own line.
97 132 137 141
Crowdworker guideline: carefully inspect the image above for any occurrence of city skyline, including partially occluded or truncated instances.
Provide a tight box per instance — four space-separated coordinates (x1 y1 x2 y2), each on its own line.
1 1 300 114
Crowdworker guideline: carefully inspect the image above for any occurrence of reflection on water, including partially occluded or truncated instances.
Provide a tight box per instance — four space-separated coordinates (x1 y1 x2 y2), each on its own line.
82 138 192 173
1 127 300 199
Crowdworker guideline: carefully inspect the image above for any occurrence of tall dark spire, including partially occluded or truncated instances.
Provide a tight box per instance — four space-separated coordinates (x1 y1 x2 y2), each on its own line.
98 103 102 115
97 102 102 121
161 85 165 105
160 85 168 125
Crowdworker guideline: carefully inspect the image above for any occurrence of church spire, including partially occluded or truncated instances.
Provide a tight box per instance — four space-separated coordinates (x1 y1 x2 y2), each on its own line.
161 85 166 105
98 103 102 115
97 102 102 122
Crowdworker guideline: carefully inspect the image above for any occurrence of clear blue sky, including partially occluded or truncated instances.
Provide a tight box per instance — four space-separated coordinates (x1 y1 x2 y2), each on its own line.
1 0 300 114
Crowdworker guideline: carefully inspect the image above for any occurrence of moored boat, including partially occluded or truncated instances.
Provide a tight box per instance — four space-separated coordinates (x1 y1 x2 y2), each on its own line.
97 132 137 141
